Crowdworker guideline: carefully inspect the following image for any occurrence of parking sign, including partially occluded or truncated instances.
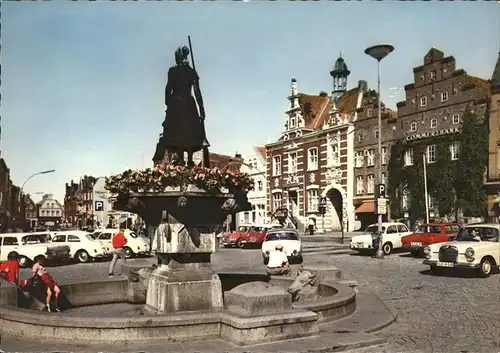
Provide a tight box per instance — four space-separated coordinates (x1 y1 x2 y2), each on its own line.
94 200 104 212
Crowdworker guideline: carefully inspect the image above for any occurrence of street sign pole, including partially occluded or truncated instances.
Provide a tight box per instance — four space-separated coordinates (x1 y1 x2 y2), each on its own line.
375 184 387 258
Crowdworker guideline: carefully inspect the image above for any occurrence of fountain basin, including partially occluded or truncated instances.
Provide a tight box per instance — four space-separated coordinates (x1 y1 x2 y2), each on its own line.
0 272 355 346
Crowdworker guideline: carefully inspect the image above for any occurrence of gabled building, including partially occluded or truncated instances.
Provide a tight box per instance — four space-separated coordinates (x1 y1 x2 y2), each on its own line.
265 55 372 233
37 194 63 227
236 146 267 225
486 50 500 220
64 180 79 227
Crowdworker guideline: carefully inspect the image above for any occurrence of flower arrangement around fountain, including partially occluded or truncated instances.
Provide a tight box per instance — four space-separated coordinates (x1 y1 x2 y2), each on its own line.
105 164 254 196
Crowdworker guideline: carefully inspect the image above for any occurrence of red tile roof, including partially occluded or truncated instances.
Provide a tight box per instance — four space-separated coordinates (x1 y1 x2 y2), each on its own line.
256 146 266 160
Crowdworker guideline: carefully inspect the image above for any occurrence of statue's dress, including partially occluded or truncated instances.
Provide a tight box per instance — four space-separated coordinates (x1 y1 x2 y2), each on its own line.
162 64 205 152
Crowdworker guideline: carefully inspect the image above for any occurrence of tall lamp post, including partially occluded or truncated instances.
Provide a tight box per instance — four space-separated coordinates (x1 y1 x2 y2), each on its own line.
21 169 56 191
364 44 394 259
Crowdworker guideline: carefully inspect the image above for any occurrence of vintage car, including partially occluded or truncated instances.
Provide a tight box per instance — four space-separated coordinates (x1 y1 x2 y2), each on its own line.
262 228 302 264
0 233 71 268
349 222 413 255
222 225 270 248
423 223 500 277
50 230 110 263
94 229 150 258
402 223 460 256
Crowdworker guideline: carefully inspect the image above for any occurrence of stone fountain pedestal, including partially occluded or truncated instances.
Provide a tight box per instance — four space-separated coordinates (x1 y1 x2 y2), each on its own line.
112 186 249 314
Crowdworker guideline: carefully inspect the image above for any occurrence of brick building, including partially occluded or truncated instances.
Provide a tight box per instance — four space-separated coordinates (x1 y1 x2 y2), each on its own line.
24 194 37 229
0 159 11 230
64 181 79 226
352 88 397 228
265 56 374 233
390 48 490 220
485 51 500 219
9 183 23 229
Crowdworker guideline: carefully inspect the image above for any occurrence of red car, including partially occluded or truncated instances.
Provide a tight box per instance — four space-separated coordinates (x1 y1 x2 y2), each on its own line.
402 223 460 257
222 225 270 248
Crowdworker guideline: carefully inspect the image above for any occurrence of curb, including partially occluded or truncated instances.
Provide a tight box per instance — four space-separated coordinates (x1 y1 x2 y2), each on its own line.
364 292 399 334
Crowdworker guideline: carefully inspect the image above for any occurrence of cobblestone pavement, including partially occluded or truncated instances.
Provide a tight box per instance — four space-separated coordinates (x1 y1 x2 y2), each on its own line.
17 247 500 353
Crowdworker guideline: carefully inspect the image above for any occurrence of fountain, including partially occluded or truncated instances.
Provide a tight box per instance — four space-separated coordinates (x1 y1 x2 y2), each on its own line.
0 41 397 352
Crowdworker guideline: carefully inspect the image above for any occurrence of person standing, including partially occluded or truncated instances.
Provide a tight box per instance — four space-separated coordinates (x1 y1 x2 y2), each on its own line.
308 218 316 235
109 229 128 276
32 257 61 312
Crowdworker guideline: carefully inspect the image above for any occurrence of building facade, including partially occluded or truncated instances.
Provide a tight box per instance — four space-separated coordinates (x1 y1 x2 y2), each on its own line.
265 56 370 233
485 51 500 219
352 87 397 229
37 194 63 227
64 181 79 227
236 146 267 225
24 195 37 229
75 175 97 229
390 48 490 221
0 159 11 230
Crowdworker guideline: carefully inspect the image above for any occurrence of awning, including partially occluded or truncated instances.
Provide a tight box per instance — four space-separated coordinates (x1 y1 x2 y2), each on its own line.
355 201 375 213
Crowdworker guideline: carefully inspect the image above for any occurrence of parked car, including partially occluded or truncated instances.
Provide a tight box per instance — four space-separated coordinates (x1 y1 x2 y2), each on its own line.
423 223 499 277
94 228 150 258
222 225 270 248
50 230 110 263
350 222 413 255
262 228 302 264
402 223 460 257
0 233 71 268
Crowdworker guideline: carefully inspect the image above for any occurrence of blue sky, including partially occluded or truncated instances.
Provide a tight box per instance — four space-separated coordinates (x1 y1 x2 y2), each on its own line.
1 1 499 202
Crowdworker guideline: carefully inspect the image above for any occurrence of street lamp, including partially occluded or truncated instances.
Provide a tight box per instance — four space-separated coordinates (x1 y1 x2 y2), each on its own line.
365 44 394 259
21 169 56 190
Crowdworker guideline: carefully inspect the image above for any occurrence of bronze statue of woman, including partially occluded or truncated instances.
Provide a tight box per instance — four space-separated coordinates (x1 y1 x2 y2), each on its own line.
161 46 207 167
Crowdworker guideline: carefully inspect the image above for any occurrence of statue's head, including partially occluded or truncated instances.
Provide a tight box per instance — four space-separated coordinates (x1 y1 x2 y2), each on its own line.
175 46 190 65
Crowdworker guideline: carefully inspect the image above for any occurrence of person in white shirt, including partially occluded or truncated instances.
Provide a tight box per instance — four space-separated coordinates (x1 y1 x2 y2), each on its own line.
308 218 316 235
266 244 290 276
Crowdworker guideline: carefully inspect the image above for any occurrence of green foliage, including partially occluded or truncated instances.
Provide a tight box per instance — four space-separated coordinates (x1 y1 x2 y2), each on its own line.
388 105 489 221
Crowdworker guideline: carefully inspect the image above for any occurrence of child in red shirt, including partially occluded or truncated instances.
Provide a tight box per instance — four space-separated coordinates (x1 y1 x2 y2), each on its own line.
0 253 20 285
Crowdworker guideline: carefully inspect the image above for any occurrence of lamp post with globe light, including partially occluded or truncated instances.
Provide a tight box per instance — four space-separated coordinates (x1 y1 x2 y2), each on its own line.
364 44 394 259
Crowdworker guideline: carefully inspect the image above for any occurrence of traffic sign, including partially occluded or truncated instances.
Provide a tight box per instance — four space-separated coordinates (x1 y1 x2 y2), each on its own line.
319 197 327 206
376 198 387 215
94 201 104 212
376 184 386 199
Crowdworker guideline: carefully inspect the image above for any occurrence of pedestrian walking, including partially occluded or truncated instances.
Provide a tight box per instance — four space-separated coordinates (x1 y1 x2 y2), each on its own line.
308 218 316 235
109 229 128 276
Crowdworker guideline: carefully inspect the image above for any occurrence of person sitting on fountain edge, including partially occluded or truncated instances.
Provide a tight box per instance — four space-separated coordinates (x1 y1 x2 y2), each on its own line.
266 244 291 276
0 253 20 285
32 257 61 312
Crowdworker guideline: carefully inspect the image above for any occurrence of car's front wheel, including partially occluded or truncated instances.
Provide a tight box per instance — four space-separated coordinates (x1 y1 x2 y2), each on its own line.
236 238 245 249
479 257 494 278
18 255 31 268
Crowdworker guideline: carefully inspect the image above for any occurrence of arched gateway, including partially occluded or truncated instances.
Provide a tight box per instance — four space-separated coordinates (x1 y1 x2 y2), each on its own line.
321 183 349 232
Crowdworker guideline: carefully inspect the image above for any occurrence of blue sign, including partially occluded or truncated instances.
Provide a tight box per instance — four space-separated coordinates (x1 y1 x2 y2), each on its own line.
319 197 327 206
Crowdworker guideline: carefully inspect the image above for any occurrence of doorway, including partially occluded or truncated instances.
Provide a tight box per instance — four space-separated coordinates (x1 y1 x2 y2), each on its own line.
327 188 343 231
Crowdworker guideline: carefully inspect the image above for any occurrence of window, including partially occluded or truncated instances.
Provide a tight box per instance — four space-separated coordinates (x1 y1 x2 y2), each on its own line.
367 175 375 194
426 145 437 163
357 132 364 142
356 176 364 195
367 108 373 117
452 113 460 124
430 70 436 80
257 180 263 192
441 91 448 102
331 144 340 166
374 130 379 140
398 225 410 233
355 152 364 168
450 142 459 160
51 235 66 242
430 118 437 128
272 156 282 176
386 225 398 234
420 96 427 107
68 235 80 242
290 117 296 128
402 192 409 210
272 193 282 210
381 172 387 185
428 194 436 209
308 148 318 170
381 147 387 165
367 150 375 166
404 149 414 166
288 152 297 173
307 189 319 211
410 122 417 132
2 237 19 246
99 233 112 240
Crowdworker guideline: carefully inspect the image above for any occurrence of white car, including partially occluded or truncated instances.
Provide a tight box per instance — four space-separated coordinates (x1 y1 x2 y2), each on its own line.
50 231 109 263
262 228 302 264
423 223 500 277
94 228 150 258
350 222 412 255
0 233 71 268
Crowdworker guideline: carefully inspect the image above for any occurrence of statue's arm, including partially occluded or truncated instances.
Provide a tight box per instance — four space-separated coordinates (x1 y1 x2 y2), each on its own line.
193 69 205 119
165 68 174 106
